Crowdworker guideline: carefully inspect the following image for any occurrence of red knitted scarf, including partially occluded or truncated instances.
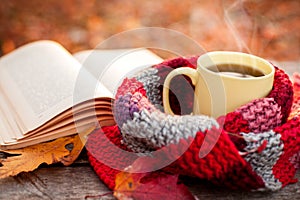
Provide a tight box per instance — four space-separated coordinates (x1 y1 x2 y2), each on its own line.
87 56 300 192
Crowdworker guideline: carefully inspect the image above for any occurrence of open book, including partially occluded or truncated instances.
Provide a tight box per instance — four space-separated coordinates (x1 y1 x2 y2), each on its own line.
0 40 163 150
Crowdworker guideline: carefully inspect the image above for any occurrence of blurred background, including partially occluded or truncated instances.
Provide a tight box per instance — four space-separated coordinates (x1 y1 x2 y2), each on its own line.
0 0 299 61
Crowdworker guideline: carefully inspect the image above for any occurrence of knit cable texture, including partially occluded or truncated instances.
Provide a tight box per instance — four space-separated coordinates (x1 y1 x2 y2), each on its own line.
87 56 299 191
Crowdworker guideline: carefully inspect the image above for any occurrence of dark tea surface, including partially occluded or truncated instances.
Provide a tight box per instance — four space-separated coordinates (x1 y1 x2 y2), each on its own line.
207 63 265 78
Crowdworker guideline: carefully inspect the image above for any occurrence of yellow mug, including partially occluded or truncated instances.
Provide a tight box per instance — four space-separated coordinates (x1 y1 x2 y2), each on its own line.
163 51 275 118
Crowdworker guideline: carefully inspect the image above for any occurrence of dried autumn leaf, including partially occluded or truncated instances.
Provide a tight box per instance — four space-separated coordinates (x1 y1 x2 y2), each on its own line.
114 156 196 200
114 171 143 200
114 171 196 200
0 132 87 178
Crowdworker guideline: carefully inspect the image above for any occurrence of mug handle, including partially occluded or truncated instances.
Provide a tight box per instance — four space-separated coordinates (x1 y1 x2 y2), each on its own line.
163 67 199 115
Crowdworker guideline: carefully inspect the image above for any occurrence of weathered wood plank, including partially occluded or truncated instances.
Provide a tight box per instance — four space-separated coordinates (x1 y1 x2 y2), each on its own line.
0 162 299 200
186 172 300 200
0 164 114 200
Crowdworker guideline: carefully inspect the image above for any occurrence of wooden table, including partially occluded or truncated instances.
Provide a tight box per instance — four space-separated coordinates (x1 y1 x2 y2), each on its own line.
0 149 299 200
1 61 299 200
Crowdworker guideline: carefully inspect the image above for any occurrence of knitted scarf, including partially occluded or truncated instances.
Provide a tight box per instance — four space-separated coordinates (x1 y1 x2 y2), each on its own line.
87 56 300 192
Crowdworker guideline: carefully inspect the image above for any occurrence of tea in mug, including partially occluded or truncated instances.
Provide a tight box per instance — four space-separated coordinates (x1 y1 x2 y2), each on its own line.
207 64 265 78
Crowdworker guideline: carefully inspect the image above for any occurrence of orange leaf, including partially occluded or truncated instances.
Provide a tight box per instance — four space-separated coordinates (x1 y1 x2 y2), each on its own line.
114 171 196 200
0 126 94 178
114 171 143 199
114 157 196 200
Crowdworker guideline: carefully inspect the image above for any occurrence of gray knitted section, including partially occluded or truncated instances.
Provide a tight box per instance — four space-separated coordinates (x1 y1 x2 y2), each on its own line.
241 131 283 191
135 68 163 111
120 109 219 153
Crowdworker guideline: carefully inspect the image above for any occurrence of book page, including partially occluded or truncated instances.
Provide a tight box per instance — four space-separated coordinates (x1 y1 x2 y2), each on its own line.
0 88 23 140
74 48 163 95
0 40 112 134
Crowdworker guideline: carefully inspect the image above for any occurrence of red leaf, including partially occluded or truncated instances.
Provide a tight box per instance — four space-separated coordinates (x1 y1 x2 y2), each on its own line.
134 173 196 200
114 171 196 200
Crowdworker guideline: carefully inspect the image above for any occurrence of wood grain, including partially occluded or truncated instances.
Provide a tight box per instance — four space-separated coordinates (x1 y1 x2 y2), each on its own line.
0 158 299 200
186 173 300 200
0 164 114 200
